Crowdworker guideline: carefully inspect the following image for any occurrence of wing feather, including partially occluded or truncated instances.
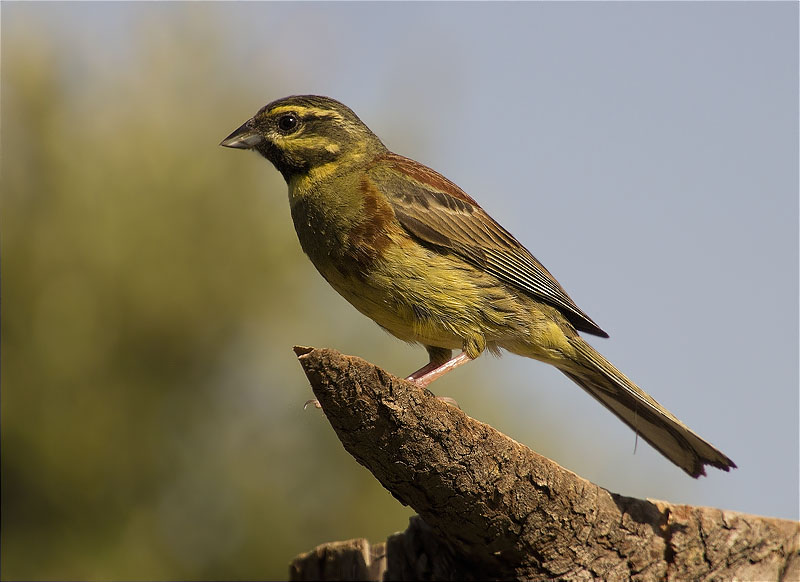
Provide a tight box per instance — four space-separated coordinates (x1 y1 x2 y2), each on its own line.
369 153 609 337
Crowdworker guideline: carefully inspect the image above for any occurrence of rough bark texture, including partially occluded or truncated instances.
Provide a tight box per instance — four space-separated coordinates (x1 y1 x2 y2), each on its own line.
289 346 800 581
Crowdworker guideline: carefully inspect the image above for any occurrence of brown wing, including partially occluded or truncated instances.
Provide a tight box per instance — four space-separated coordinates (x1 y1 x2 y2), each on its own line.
369 153 609 338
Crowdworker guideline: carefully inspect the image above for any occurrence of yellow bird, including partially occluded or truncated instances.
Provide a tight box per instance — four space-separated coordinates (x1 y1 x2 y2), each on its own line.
221 95 735 478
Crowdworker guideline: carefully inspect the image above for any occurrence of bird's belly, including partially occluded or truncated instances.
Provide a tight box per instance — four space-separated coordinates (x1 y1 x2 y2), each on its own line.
313 261 459 349
310 240 534 353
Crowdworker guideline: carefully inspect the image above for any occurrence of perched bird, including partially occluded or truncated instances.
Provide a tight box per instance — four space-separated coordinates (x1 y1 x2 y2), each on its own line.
221 95 736 478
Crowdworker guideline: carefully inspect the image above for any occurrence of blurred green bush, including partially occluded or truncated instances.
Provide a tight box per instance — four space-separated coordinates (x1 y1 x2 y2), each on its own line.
1 8 418 580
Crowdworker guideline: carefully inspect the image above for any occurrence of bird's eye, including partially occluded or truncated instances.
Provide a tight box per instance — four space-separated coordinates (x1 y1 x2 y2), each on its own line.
277 114 299 132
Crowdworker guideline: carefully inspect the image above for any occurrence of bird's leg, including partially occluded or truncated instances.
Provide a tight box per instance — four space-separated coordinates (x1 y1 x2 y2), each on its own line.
406 346 452 385
409 352 471 387
308 347 466 411
308 347 471 411
406 346 473 388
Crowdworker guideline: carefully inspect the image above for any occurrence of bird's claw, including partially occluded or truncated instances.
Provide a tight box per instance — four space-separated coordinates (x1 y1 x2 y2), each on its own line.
436 396 461 409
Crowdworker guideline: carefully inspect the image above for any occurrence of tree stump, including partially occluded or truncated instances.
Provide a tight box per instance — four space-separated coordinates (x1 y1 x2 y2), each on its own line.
288 347 800 581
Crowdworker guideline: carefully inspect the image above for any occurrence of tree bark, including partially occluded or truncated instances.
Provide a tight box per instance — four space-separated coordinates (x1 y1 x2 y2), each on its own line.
289 346 800 581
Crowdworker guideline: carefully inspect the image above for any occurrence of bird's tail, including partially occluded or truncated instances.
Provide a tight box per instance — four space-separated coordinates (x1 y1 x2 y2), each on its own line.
558 337 736 477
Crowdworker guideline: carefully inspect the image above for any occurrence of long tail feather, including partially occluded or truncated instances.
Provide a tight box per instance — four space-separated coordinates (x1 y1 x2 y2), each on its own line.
560 338 736 478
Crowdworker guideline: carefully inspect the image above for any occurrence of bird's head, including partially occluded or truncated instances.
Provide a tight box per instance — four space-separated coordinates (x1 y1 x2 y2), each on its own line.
220 95 385 181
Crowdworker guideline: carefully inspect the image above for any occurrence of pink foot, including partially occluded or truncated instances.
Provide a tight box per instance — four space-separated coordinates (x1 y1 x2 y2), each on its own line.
406 352 472 387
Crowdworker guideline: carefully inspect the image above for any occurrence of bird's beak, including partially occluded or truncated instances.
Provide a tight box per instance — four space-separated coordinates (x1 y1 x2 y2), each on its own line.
220 120 265 149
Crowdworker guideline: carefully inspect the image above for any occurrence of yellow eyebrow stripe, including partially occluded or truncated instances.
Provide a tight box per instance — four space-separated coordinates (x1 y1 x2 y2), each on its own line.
269 105 344 122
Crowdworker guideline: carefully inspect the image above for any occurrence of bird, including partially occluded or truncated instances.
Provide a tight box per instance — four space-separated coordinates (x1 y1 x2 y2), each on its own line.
220 95 736 478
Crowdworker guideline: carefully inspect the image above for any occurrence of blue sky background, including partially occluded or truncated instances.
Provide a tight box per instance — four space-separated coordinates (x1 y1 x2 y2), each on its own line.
216 0 799 519
4 1 798 578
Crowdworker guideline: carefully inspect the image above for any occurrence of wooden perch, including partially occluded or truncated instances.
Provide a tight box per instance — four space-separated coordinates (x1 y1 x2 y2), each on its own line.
289 346 800 581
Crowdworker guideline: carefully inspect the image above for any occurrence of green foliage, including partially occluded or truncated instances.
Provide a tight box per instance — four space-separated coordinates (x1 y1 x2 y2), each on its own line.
1 10 414 580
